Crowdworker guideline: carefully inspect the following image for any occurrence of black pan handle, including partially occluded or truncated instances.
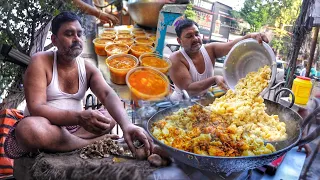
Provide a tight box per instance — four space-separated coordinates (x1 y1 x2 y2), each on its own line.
296 106 320 146
274 88 295 108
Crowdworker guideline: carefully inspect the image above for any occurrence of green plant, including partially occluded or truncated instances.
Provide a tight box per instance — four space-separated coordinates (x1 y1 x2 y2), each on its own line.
184 3 196 21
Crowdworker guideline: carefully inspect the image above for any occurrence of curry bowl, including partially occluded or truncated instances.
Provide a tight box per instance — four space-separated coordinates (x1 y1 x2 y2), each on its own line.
113 38 134 47
106 54 139 85
92 38 114 56
105 43 130 57
135 37 154 46
130 44 155 58
99 33 116 39
117 34 134 39
139 53 172 74
126 67 170 102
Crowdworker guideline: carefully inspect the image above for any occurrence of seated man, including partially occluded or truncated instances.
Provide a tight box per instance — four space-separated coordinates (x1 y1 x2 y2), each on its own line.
4 12 152 159
169 19 269 101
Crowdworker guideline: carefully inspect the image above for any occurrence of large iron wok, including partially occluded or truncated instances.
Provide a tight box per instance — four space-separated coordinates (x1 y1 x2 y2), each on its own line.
146 99 320 174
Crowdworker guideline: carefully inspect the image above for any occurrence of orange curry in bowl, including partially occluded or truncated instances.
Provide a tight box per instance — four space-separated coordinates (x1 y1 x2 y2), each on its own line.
117 34 133 39
92 38 113 56
106 54 138 85
105 43 130 57
135 37 154 46
130 44 154 58
139 54 172 74
118 30 131 34
114 38 134 46
102 29 116 34
126 67 169 102
133 32 147 38
99 33 116 39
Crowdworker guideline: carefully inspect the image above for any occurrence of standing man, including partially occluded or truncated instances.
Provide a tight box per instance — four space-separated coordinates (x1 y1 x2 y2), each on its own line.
169 19 269 101
73 0 119 27
4 12 152 159
300 60 316 77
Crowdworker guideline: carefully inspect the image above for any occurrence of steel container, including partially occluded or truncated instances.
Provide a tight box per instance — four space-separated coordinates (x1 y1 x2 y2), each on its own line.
222 38 277 95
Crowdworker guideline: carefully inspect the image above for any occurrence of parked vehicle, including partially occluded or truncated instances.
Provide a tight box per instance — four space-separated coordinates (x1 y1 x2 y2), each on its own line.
294 64 303 76
275 60 287 83
214 56 225 76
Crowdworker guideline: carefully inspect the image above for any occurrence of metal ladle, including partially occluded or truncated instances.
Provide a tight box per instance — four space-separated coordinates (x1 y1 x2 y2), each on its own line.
181 90 213 112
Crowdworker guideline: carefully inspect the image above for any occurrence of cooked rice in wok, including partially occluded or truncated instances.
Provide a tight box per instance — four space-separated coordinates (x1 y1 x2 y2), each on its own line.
152 66 287 157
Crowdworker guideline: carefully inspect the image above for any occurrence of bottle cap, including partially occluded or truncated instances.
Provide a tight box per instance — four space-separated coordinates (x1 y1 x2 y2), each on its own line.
297 76 311 81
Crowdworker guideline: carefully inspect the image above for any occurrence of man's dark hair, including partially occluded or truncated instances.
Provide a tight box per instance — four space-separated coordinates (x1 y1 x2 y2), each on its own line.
175 18 198 38
51 11 82 35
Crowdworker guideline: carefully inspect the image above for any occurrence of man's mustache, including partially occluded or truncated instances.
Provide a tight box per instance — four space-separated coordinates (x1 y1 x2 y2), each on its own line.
71 42 82 48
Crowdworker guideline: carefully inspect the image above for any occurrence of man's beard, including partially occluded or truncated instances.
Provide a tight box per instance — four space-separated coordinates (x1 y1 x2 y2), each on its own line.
66 48 82 59
65 42 83 59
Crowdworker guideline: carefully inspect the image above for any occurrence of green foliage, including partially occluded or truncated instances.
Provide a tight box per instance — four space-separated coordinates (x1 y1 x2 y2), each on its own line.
240 0 269 32
239 0 301 57
240 0 301 32
0 56 24 97
0 0 78 106
184 3 196 21
0 0 77 55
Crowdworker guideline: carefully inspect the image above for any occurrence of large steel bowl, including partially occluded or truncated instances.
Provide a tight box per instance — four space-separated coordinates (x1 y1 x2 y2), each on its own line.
127 0 166 28
222 38 277 95
127 0 189 28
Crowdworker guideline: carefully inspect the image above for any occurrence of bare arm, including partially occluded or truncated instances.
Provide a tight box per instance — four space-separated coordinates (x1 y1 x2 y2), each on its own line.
25 53 82 126
169 53 216 96
87 63 154 155
208 33 269 59
71 0 119 26
86 63 131 130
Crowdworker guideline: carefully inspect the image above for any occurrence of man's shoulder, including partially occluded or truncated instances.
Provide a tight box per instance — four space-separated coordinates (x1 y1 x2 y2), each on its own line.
30 51 53 65
169 51 184 63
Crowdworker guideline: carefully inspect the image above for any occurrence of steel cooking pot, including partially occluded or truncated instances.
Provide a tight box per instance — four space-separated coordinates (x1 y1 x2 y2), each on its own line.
223 38 277 96
127 0 189 28
146 99 320 173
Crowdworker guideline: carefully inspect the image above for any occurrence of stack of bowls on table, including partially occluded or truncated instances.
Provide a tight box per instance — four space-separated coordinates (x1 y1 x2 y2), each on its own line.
92 26 170 102
94 26 169 102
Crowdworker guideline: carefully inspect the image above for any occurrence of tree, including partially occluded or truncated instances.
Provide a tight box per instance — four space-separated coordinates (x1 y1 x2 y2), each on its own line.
240 0 270 32
239 0 303 58
268 0 301 55
240 0 301 32
285 0 314 89
0 0 77 109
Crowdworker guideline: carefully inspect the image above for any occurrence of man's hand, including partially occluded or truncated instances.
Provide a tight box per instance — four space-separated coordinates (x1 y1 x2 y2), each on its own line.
99 12 119 27
122 124 154 159
78 110 112 135
297 144 312 157
246 32 269 44
214 75 228 91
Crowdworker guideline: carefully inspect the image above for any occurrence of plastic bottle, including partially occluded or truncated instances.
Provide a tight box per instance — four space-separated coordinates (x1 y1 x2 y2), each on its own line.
291 76 312 105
